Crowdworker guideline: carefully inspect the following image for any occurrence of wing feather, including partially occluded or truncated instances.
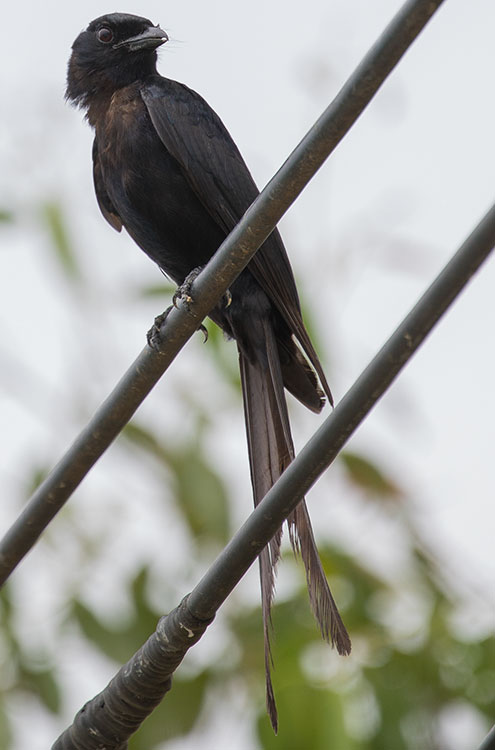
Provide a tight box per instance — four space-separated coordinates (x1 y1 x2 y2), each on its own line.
92 138 122 232
141 77 331 402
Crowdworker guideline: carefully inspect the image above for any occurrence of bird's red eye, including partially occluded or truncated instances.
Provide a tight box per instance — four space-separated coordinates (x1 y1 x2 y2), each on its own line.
97 27 114 43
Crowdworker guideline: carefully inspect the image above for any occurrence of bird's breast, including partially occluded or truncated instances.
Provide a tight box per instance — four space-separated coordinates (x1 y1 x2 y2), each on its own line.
94 85 226 282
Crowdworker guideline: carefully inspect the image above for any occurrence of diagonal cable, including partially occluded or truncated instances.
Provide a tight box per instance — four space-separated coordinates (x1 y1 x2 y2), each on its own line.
0 0 446 585
52 202 495 749
477 725 495 750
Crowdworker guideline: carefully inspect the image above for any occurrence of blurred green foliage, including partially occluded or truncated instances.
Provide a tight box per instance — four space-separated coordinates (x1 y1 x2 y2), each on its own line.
0 209 14 224
0 202 492 750
40 201 81 281
340 451 402 500
123 422 231 545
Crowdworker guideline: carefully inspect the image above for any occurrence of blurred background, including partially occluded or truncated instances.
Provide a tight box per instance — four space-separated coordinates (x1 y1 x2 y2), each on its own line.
0 1 494 748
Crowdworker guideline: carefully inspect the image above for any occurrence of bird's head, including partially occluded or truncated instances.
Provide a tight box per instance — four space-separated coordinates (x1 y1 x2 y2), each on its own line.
66 13 168 108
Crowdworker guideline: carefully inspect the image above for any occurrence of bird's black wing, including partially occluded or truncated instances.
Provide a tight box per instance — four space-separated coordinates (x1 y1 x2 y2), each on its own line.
142 77 262 234
141 77 331 403
92 138 123 232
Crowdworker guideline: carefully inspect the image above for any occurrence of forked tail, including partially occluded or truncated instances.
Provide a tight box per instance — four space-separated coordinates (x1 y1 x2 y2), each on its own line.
238 316 351 732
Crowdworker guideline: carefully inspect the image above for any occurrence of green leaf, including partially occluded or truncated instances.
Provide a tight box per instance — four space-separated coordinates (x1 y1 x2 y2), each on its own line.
70 568 162 664
129 567 167 645
25 464 51 496
340 452 402 499
41 201 80 280
123 422 164 458
0 209 14 224
71 599 130 663
258 682 353 750
0 700 12 749
0 584 13 623
18 665 61 713
201 320 241 392
123 423 230 544
129 670 210 747
138 282 175 298
168 445 230 544
71 599 151 665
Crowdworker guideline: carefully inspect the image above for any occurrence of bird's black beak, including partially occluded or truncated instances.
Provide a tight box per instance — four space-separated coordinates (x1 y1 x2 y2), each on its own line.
113 25 168 52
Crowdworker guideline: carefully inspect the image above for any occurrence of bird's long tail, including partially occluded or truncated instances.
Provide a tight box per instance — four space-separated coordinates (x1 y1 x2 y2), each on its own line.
238 315 351 733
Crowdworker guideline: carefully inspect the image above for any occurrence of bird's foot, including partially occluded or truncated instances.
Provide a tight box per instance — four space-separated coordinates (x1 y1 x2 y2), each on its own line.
146 306 209 350
173 267 203 309
173 267 232 311
147 306 173 350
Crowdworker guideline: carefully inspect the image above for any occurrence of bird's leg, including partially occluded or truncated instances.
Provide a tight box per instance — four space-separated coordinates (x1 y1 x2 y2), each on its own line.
173 266 232 310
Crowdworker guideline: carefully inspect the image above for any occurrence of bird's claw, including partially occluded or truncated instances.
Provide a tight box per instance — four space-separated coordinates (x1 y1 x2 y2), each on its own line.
199 323 208 343
159 266 228 346
173 266 203 310
172 289 192 309
147 306 208 349
147 306 173 350
173 267 232 312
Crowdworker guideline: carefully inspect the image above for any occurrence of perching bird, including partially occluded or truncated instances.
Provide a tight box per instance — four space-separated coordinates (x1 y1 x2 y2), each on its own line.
66 12 350 730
